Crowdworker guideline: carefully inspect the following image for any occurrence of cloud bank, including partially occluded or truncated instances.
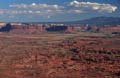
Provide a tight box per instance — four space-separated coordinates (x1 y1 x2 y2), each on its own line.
70 1 117 13
0 1 118 18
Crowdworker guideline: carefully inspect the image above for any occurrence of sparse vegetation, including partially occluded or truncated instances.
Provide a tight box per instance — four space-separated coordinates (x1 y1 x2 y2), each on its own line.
0 32 119 78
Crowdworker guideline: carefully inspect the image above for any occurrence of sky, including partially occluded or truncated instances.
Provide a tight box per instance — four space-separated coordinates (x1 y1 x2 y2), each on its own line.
0 0 120 22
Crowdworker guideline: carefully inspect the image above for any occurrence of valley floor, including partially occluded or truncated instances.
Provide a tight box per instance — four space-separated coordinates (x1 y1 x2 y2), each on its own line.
0 32 119 78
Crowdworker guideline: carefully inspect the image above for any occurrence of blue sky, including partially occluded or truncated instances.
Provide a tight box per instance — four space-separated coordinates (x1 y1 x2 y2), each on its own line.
0 0 120 22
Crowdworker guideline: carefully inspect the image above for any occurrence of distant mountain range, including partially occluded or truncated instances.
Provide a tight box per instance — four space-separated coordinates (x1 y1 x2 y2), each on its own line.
25 17 120 26
1 17 120 26
72 17 120 26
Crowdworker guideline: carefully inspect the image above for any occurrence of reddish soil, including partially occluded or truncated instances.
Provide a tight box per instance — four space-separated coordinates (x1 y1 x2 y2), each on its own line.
0 33 119 78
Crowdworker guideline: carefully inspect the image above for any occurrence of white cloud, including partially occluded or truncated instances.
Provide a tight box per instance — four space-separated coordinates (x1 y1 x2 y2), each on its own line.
7 3 65 16
9 3 64 10
68 9 83 14
0 1 117 17
70 0 117 13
